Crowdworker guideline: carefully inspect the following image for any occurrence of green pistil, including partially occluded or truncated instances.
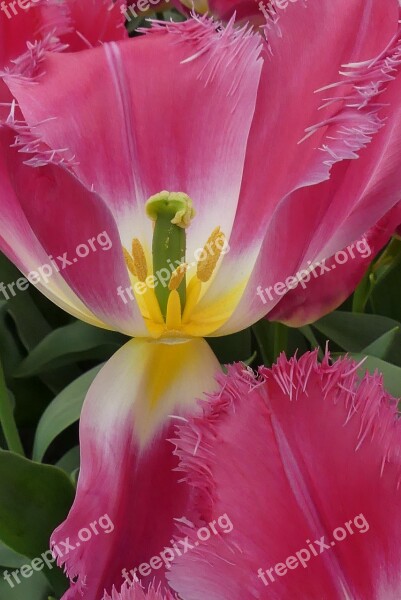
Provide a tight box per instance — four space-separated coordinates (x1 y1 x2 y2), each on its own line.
145 191 195 319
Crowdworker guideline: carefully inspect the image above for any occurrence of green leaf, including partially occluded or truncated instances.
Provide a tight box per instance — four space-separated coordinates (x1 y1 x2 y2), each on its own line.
361 327 401 366
313 311 401 352
14 321 125 377
33 364 103 462
345 354 401 398
370 258 401 321
208 329 252 364
0 542 26 569
56 446 80 477
0 450 74 595
0 567 51 600
253 319 308 366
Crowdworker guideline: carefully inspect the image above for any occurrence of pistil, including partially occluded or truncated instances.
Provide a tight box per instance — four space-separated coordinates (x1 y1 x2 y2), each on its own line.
146 191 195 319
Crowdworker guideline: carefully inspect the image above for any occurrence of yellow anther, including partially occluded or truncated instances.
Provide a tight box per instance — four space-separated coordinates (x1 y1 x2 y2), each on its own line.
196 227 226 283
166 290 182 330
131 238 148 282
122 247 137 277
168 263 187 291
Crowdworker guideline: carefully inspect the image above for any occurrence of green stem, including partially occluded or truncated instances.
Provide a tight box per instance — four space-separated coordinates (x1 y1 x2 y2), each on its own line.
273 322 288 360
0 359 24 456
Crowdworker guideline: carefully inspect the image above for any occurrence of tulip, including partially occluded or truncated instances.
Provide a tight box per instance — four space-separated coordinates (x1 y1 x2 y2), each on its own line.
104 351 401 599
1 1 401 597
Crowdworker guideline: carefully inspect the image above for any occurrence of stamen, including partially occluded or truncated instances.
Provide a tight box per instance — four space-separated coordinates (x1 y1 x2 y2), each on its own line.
131 239 148 282
169 263 188 291
122 247 137 277
166 290 182 330
197 227 226 283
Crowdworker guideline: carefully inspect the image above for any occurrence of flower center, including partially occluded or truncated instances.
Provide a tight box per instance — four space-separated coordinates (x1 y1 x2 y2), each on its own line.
122 191 226 338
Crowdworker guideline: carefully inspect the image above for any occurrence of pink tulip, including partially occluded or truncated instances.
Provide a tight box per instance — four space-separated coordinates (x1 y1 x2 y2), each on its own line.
103 351 401 599
1 2 401 597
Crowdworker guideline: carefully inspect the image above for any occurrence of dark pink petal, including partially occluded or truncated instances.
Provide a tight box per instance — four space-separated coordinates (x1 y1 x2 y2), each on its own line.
41 0 127 49
169 353 401 599
53 338 220 600
4 18 263 255
0 126 145 334
0 0 126 118
269 202 401 325
209 0 264 23
103 582 175 600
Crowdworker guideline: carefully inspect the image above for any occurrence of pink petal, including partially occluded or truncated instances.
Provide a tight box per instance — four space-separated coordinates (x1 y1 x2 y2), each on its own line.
209 0 264 23
103 582 175 600
52 337 220 600
209 2 401 334
5 17 263 255
269 203 401 326
0 126 146 334
41 0 127 49
169 352 401 599
0 0 126 117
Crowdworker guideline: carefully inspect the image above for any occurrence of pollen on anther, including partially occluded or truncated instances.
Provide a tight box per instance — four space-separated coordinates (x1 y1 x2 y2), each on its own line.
123 247 137 277
169 263 187 291
131 239 148 282
197 227 226 283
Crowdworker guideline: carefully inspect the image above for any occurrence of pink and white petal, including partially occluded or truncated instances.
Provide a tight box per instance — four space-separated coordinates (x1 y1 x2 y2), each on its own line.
0 127 145 334
169 353 401 600
52 337 220 600
209 29 401 335
5 18 263 255
196 0 401 331
103 582 175 600
270 202 401 326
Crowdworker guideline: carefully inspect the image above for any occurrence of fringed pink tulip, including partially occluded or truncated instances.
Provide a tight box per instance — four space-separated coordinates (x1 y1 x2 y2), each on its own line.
101 351 401 599
1 2 401 598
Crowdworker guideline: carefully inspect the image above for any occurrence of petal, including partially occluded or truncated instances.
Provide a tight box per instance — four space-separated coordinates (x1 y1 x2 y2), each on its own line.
103 582 175 600
0 126 146 334
209 0 263 23
169 352 401 600
5 17 263 258
41 0 127 49
52 337 220 600
269 203 401 326
209 10 401 335
195 0 401 333
1 0 126 118
0 1 67 68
